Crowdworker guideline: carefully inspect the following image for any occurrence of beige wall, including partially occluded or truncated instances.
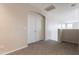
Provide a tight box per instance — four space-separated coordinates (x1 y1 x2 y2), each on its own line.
0 4 45 54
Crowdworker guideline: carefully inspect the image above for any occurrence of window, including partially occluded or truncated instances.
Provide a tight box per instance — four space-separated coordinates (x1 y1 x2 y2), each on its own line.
57 23 73 29
67 24 73 29
61 24 66 29
57 23 79 29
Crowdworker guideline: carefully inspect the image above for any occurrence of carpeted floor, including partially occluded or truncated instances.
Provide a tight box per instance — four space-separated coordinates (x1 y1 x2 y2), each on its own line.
7 40 78 55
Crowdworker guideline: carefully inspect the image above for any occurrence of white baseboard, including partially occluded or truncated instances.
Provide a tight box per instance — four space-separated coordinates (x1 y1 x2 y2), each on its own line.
1 45 28 55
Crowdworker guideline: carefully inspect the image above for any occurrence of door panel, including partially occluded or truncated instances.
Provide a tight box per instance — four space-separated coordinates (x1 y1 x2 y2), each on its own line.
35 14 42 41
27 14 36 43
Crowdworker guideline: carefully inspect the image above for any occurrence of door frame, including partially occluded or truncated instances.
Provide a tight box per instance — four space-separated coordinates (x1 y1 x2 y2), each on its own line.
27 11 46 44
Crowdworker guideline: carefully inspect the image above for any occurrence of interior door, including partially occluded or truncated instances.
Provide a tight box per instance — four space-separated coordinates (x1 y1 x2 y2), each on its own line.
27 13 36 44
35 14 44 41
27 12 45 44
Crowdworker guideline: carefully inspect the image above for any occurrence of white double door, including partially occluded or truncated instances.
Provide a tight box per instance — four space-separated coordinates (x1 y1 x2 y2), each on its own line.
27 12 45 44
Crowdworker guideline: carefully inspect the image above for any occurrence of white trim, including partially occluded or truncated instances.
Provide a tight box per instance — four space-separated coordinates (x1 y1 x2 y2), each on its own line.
1 45 28 55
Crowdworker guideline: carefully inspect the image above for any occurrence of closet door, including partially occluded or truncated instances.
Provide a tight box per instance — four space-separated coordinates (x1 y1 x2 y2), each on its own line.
27 13 36 44
27 12 45 44
35 14 45 41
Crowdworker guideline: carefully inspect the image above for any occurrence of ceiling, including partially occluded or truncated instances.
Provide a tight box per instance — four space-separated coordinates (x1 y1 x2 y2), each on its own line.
29 3 79 13
28 3 79 24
